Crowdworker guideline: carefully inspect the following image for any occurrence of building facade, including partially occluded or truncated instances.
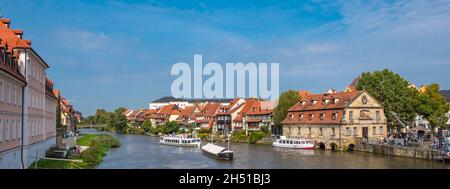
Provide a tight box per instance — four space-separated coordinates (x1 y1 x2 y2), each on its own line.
282 90 387 150
0 17 57 169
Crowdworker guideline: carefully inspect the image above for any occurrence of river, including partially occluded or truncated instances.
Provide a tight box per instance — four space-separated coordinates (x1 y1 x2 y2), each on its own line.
80 130 450 169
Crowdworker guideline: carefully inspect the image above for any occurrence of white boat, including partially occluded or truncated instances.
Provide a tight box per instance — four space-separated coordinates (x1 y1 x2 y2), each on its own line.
159 134 201 147
201 143 234 161
272 136 314 150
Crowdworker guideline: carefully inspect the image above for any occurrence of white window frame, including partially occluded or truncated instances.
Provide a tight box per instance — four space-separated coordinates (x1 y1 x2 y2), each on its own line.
0 118 3 142
12 119 16 140
0 80 3 102
5 118 10 141
12 86 16 106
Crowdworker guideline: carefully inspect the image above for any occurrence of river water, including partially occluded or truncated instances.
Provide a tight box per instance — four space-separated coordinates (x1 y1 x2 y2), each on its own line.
82 130 449 169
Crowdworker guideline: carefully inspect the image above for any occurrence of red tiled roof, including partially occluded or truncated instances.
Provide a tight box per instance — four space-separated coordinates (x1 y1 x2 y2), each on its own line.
288 91 362 112
157 104 177 115
246 118 262 123
197 102 221 117
282 90 363 125
232 99 259 122
0 21 30 52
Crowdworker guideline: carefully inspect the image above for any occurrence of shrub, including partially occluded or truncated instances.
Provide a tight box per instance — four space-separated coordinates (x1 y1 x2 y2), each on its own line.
231 130 248 142
249 131 267 144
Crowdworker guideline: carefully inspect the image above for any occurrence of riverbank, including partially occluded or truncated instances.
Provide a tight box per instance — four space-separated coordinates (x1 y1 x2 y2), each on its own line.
354 142 447 161
29 134 121 169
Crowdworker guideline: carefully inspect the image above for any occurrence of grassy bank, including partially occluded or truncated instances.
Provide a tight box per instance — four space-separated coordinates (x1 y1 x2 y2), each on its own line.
29 134 121 169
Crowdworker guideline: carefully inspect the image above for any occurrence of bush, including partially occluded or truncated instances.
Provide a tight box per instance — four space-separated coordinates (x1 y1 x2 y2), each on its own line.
249 131 267 144
77 134 121 167
149 125 165 135
197 133 209 139
198 128 211 134
231 130 248 143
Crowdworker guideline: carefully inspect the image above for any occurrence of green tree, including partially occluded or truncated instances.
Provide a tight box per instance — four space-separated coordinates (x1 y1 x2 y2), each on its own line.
55 94 63 148
163 121 180 134
356 69 419 130
94 109 111 124
416 83 450 134
80 115 95 124
273 90 301 134
141 119 153 132
109 108 128 134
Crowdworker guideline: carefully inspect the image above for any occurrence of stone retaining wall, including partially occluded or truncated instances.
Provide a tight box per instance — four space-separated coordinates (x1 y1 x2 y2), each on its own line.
355 143 440 160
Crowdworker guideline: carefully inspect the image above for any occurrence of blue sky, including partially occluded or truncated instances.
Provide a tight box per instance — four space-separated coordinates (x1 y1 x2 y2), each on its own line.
2 0 450 116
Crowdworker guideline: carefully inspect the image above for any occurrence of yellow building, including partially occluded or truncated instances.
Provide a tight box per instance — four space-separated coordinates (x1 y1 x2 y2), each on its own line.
282 90 387 150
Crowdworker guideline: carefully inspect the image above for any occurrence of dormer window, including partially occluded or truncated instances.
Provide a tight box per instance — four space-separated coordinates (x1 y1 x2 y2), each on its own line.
334 98 340 104
300 101 306 105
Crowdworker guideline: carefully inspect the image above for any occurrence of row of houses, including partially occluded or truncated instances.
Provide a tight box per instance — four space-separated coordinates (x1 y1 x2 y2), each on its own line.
0 17 80 168
125 97 276 135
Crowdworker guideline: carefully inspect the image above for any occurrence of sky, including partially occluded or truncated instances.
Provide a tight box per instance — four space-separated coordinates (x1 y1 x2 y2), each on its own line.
2 0 450 116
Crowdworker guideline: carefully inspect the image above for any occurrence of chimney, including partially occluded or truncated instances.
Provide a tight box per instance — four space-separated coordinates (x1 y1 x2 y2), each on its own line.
11 29 23 39
0 18 10 28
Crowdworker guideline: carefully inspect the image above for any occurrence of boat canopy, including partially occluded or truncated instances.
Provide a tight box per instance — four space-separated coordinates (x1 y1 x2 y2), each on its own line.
202 143 226 155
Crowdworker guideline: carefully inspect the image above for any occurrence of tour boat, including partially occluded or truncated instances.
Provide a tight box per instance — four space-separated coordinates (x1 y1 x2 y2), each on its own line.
272 136 315 150
159 134 201 147
201 143 234 161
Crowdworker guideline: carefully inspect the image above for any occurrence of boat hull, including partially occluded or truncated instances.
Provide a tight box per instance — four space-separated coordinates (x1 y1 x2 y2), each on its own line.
272 143 314 150
202 149 233 161
160 141 200 147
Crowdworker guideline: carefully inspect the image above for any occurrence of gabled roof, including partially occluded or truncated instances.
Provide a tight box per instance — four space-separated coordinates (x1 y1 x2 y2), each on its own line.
0 17 49 68
246 101 273 116
196 102 221 117
157 104 178 115
288 91 362 112
233 99 258 122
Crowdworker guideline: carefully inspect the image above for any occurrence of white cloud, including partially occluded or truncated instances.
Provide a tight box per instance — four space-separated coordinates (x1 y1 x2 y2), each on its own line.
56 29 114 52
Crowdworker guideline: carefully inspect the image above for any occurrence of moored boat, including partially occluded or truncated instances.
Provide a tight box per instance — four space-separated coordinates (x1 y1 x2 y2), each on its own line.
272 136 314 150
159 134 201 147
201 143 234 161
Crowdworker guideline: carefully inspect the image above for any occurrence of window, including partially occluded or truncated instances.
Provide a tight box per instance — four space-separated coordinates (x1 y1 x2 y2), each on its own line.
349 111 353 120
17 120 20 139
5 84 10 104
308 114 313 120
319 128 323 136
12 119 16 140
373 127 377 135
0 118 2 142
5 119 10 141
331 113 337 120
353 127 357 136
332 127 336 136
376 111 381 122
320 113 325 120
0 81 3 102
12 86 16 105
289 114 293 120
379 127 384 135
308 127 311 135
345 127 350 136
298 114 303 121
